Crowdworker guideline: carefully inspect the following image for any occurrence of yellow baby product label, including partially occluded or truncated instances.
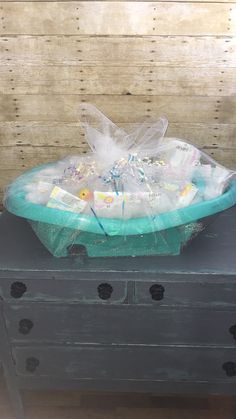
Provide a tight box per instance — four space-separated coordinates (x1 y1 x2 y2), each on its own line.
47 186 87 213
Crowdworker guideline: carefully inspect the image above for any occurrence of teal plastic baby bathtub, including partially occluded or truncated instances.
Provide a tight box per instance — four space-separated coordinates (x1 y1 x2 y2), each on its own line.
4 164 236 257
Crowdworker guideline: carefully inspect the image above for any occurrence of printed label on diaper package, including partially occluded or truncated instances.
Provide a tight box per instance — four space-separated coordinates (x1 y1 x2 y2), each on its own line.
94 191 170 219
94 191 125 218
47 186 87 213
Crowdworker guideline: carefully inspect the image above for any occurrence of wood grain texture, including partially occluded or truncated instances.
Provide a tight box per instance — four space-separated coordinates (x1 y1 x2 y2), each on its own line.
11 345 236 381
1 36 234 67
0 354 236 418
0 94 233 123
6 303 236 345
1 122 236 148
0 278 127 302
0 0 236 205
0 406 231 419
3 0 236 2
0 2 235 36
1 65 235 96
0 401 234 419
0 368 235 418
2 275 236 304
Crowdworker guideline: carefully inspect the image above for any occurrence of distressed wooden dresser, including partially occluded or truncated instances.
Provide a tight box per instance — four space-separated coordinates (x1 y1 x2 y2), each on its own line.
1 209 236 419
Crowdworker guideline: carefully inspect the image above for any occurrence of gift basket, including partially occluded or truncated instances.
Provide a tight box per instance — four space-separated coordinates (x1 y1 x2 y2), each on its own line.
4 104 236 258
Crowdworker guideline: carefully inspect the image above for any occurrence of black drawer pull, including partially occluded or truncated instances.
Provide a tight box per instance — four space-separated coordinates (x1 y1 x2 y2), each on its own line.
149 284 165 301
222 361 236 377
97 283 113 300
19 319 34 335
10 282 27 299
26 357 39 373
229 325 236 340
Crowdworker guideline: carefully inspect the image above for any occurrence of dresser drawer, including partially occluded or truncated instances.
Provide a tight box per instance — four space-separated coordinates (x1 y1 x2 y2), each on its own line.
2 276 236 307
0 278 127 304
5 303 236 346
12 345 236 382
135 280 236 307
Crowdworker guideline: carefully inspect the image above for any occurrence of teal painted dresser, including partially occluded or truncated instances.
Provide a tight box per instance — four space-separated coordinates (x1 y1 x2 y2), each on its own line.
1 209 236 419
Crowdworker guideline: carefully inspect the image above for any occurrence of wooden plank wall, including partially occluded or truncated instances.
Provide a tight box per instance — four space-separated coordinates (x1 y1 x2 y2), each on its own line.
0 0 236 205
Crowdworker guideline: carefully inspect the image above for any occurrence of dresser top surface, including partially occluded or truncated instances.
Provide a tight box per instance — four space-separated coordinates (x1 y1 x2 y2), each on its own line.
0 209 235 277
